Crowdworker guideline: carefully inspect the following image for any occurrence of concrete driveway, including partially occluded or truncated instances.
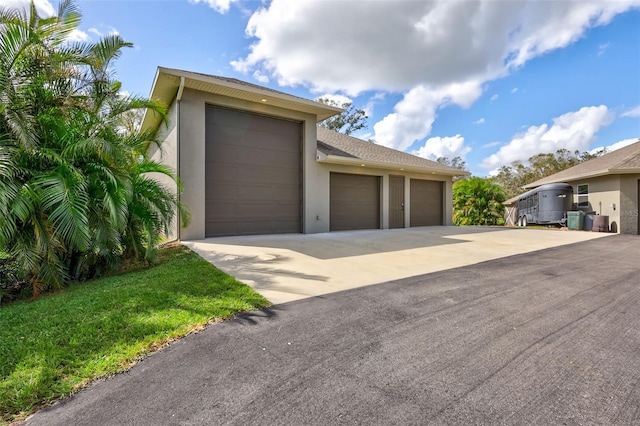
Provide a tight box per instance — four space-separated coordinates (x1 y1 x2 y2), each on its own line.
186 226 610 304
25 235 640 425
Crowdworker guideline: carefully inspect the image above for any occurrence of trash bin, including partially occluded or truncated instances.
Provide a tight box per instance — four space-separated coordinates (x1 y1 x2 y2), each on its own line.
592 215 609 232
584 213 595 231
567 211 585 230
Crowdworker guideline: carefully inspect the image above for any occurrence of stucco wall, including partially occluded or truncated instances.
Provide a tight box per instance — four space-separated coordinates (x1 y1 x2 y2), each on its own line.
619 174 640 235
178 88 318 240
306 162 453 230
149 100 179 239
173 87 455 239
573 175 621 233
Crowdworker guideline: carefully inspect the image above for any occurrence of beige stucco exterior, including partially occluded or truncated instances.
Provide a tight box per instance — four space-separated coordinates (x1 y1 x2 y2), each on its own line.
154 87 454 240
149 100 179 239
572 174 640 234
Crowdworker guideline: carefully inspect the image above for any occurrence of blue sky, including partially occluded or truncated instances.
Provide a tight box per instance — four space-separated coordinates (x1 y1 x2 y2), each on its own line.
7 0 640 175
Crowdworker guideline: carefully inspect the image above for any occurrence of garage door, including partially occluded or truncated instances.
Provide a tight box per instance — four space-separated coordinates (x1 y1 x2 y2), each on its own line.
330 173 380 231
410 179 443 226
205 106 302 237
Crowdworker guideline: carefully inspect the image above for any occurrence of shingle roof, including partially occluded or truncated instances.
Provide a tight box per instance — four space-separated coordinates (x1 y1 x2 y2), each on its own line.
523 140 640 188
183 70 314 103
316 127 468 175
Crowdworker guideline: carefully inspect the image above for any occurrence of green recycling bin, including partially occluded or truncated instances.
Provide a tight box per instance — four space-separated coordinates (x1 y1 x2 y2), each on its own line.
567 211 585 230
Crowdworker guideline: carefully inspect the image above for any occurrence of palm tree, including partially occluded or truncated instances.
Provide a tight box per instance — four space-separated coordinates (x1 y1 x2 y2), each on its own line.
0 0 185 297
453 177 506 226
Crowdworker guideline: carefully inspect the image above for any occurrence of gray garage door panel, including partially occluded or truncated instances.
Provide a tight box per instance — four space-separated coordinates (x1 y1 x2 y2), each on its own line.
330 173 380 231
205 106 302 237
410 179 443 227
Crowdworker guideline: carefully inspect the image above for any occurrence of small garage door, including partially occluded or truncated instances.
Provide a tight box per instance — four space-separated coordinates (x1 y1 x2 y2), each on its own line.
410 179 443 226
205 106 302 237
330 173 380 231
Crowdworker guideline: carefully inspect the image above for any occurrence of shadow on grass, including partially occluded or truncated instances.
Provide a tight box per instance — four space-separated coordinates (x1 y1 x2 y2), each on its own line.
0 245 270 422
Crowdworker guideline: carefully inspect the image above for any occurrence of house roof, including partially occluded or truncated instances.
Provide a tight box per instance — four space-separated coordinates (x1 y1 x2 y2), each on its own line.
140 67 342 132
316 127 469 176
523 140 640 189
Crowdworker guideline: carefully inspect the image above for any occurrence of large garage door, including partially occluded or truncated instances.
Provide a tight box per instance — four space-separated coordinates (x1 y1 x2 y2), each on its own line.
410 179 443 226
330 173 380 231
205 106 302 237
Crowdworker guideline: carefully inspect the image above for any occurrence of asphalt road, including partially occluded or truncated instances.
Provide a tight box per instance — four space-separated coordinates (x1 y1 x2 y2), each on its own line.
25 235 640 426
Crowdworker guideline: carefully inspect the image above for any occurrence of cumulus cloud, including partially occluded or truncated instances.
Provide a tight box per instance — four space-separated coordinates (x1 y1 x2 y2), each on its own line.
490 94 499 102
590 137 639 154
189 0 238 14
474 118 485 125
230 0 639 153
413 135 471 161
2 0 55 16
481 105 614 170
374 81 483 151
232 1 638 94
621 105 640 118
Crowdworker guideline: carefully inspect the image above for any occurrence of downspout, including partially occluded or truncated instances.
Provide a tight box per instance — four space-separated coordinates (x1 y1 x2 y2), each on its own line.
175 76 185 241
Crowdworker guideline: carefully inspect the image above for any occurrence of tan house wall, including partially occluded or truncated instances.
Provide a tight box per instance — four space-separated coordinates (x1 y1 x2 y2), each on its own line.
167 87 455 240
177 88 318 240
314 163 453 229
149 100 179 239
573 175 621 233
619 174 640 235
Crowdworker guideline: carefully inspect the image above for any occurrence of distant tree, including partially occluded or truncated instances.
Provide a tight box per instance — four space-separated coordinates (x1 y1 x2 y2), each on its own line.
317 98 368 136
494 149 605 198
437 156 468 182
453 177 506 226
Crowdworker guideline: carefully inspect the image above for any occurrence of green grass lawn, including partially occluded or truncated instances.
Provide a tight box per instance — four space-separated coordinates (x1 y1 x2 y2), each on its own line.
0 245 270 423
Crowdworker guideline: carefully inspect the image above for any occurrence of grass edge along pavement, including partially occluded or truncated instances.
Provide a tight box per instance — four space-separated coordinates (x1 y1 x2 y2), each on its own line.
0 245 270 424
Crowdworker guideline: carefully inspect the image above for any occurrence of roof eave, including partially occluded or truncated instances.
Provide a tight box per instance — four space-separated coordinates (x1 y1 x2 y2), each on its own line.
317 154 468 176
522 168 631 188
141 67 342 133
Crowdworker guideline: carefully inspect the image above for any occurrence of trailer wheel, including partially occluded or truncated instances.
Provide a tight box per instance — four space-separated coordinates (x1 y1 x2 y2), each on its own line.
522 216 528 227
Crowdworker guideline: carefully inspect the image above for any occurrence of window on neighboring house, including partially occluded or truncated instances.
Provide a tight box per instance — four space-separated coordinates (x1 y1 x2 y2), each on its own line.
577 184 589 208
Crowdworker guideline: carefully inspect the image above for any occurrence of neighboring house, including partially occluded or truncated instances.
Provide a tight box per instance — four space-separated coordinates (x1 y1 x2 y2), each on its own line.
141 67 468 240
522 141 640 234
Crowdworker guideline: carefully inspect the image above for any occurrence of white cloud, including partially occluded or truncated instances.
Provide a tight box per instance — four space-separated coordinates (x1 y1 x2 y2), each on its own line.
511 87 518 94
87 26 119 38
482 105 614 169
490 94 499 102
189 0 237 14
474 118 485 125
232 1 638 95
621 105 640 118
590 137 639 154
66 28 90 42
413 135 471 161
373 81 482 151
252 70 269 83
598 42 610 56
315 93 352 106
483 141 501 149
1 0 55 16
231 0 639 152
